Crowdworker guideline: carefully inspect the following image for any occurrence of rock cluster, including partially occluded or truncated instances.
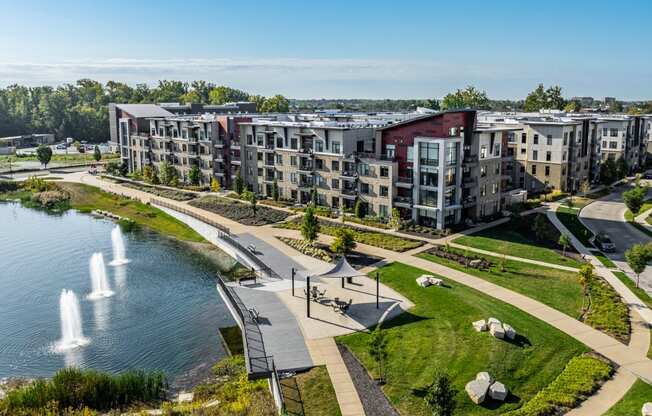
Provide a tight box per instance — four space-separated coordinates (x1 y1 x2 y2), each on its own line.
472 317 516 340
465 372 509 404
643 402 652 416
416 274 443 287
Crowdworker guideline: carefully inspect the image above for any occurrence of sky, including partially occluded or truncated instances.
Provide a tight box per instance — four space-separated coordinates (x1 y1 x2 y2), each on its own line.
1 0 651 100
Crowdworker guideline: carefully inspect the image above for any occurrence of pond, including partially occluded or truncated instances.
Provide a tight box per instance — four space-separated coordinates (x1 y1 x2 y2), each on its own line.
0 202 236 389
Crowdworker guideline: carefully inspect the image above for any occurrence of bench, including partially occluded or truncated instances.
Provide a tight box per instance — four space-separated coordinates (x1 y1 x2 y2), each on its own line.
247 244 257 254
248 308 260 322
238 275 257 286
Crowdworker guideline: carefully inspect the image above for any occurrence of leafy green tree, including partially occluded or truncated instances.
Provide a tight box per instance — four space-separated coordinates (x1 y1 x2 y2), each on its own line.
441 86 489 110
158 161 178 186
272 178 279 202
330 228 356 255
36 144 53 168
210 177 221 192
188 164 201 185
142 165 155 183
93 145 101 162
616 157 629 179
105 160 120 176
564 100 580 113
260 94 290 113
208 86 249 105
578 264 594 294
354 198 365 219
388 208 402 230
524 84 566 111
623 185 648 215
558 234 571 257
424 373 456 416
311 188 318 206
422 98 440 110
234 170 244 194
152 80 187 103
625 244 650 287
301 207 320 243
247 94 267 112
600 158 618 185
368 326 388 383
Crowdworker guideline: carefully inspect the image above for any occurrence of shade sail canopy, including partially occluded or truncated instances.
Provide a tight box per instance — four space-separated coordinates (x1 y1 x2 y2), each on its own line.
312 256 363 279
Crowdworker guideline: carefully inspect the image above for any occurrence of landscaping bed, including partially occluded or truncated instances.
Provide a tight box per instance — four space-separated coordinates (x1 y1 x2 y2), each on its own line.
556 207 594 247
275 218 424 252
429 245 492 270
583 274 630 343
281 366 342 416
502 354 613 416
337 262 588 415
418 247 584 319
276 236 382 268
121 182 198 201
453 213 584 268
189 195 289 226
399 221 449 238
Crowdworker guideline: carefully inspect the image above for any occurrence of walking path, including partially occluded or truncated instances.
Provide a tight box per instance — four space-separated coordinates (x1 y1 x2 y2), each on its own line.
56 173 652 414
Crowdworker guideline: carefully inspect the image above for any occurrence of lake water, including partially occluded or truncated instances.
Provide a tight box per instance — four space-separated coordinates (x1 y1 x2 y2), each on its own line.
0 202 235 389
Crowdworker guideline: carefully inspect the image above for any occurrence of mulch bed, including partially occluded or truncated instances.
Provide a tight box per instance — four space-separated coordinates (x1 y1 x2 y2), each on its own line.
189 196 289 226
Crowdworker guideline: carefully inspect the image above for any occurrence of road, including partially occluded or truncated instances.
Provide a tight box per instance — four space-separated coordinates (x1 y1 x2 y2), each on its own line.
579 180 652 292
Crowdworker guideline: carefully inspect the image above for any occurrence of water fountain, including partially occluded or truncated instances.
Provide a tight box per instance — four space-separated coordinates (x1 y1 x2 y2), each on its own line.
54 289 89 352
88 252 114 299
109 226 130 266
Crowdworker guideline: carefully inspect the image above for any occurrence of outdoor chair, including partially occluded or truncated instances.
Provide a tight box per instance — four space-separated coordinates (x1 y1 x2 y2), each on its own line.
248 308 260 322
247 244 257 254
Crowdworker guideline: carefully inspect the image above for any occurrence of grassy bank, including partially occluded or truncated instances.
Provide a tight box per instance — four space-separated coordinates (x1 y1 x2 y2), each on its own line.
453 214 584 268
281 366 342 416
591 250 617 268
218 326 244 356
417 247 584 318
603 380 652 416
338 262 588 415
556 207 594 247
275 218 424 252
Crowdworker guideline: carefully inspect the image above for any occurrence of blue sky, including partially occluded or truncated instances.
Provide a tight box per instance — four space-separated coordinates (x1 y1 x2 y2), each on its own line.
1 0 651 99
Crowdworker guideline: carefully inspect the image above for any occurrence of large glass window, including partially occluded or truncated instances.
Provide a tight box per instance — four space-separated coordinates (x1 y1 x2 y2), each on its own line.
419 189 438 207
446 142 459 165
445 167 456 186
444 188 456 206
419 166 439 187
419 142 439 166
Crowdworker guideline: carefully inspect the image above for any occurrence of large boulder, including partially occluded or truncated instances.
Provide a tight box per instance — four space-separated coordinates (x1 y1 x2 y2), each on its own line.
416 275 432 287
472 319 487 332
469 259 482 268
487 317 501 326
476 372 494 384
465 379 490 404
489 381 509 401
643 402 652 416
489 322 505 339
503 323 516 340
430 277 443 286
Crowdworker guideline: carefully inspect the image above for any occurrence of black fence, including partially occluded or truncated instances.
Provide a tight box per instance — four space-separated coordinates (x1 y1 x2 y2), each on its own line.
150 197 230 235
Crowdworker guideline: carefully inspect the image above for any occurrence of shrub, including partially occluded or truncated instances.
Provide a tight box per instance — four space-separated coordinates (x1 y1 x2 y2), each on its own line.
301 207 320 243
424 373 456 416
0 180 19 192
2 368 167 412
31 190 70 210
331 228 356 255
277 237 332 262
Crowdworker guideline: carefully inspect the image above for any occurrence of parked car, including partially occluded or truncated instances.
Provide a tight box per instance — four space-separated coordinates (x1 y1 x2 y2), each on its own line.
594 232 616 252
643 171 652 180
55 143 67 150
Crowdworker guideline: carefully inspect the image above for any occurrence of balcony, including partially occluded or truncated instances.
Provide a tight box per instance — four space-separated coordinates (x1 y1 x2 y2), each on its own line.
396 176 413 188
393 195 412 208
298 163 314 172
231 159 241 165
298 147 314 156
230 141 241 149
263 159 275 167
341 188 357 199
298 181 314 190
340 170 358 180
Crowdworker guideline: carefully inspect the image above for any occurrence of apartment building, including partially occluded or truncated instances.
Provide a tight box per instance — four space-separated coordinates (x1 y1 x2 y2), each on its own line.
598 116 648 172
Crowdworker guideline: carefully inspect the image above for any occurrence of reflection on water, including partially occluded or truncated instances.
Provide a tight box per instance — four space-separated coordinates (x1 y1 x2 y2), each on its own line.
0 202 236 389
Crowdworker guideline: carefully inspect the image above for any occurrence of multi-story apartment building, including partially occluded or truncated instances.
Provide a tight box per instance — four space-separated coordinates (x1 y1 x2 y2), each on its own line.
598 116 649 172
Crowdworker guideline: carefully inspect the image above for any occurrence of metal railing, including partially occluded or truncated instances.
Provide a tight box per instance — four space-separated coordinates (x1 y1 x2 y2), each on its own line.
150 198 230 235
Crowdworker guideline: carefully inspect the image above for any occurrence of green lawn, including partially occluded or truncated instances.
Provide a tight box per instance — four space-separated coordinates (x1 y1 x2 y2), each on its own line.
275 218 423 252
337 262 588 416
453 215 584 268
613 271 652 309
624 201 652 222
417 248 584 319
603 380 652 416
282 366 341 416
556 207 594 247
591 250 617 269
59 182 205 242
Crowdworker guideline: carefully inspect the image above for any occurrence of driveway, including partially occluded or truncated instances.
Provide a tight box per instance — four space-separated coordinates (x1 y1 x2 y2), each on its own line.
579 182 652 292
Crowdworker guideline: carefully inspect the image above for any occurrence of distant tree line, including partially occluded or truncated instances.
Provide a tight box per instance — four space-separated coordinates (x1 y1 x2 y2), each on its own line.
0 79 289 142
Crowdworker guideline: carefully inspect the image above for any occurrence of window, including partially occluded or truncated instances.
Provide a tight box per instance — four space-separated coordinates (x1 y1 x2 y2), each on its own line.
609 141 618 149
256 135 264 146
520 148 526 155
315 158 324 170
563 132 568 145
360 183 371 195
247 151 253 161
446 142 459 165
445 167 456 186
602 128 608 136
380 166 389 177
290 172 297 184
358 163 371 176
546 151 551 161
521 133 527 144
419 189 438 206
331 179 339 189
276 137 283 148
290 137 298 149
562 151 567 161
419 142 439 166
547 135 552 145
379 186 388 197
480 184 486 196
407 146 414 162
531 165 537 175
448 127 459 136
385 144 395 158
277 171 284 181
332 141 341 154
492 183 498 194
480 145 487 159
290 156 297 166
379 205 388 218
532 150 538 160
545 166 550 176
480 165 487 177
331 160 340 171
602 140 607 148
493 143 500 157
419 167 438 187
315 141 324 152
610 128 618 137
246 134 253 145
533 134 539 144
276 154 283 165
444 188 456 206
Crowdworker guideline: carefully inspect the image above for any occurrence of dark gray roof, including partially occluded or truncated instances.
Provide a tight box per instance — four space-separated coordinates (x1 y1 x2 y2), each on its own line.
115 104 174 118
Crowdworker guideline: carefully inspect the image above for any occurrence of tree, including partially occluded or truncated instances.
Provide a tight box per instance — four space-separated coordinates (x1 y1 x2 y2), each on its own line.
424 373 456 416
422 98 440 111
210 177 221 193
524 84 566 112
578 264 594 294
563 100 580 113
250 191 258 215
36 144 53 168
158 161 178 186
580 179 591 196
600 158 618 185
234 170 244 194
142 165 155 183
558 234 571 257
368 326 388 383
272 179 279 202
188 164 201 185
354 198 365 219
330 228 356 255
625 244 650 288
440 86 489 110
310 188 318 207
388 208 402 230
616 157 629 179
208 86 249 105
532 214 549 241
260 94 290 113
301 207 320 243
623 185 648 215
93 145 102 162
